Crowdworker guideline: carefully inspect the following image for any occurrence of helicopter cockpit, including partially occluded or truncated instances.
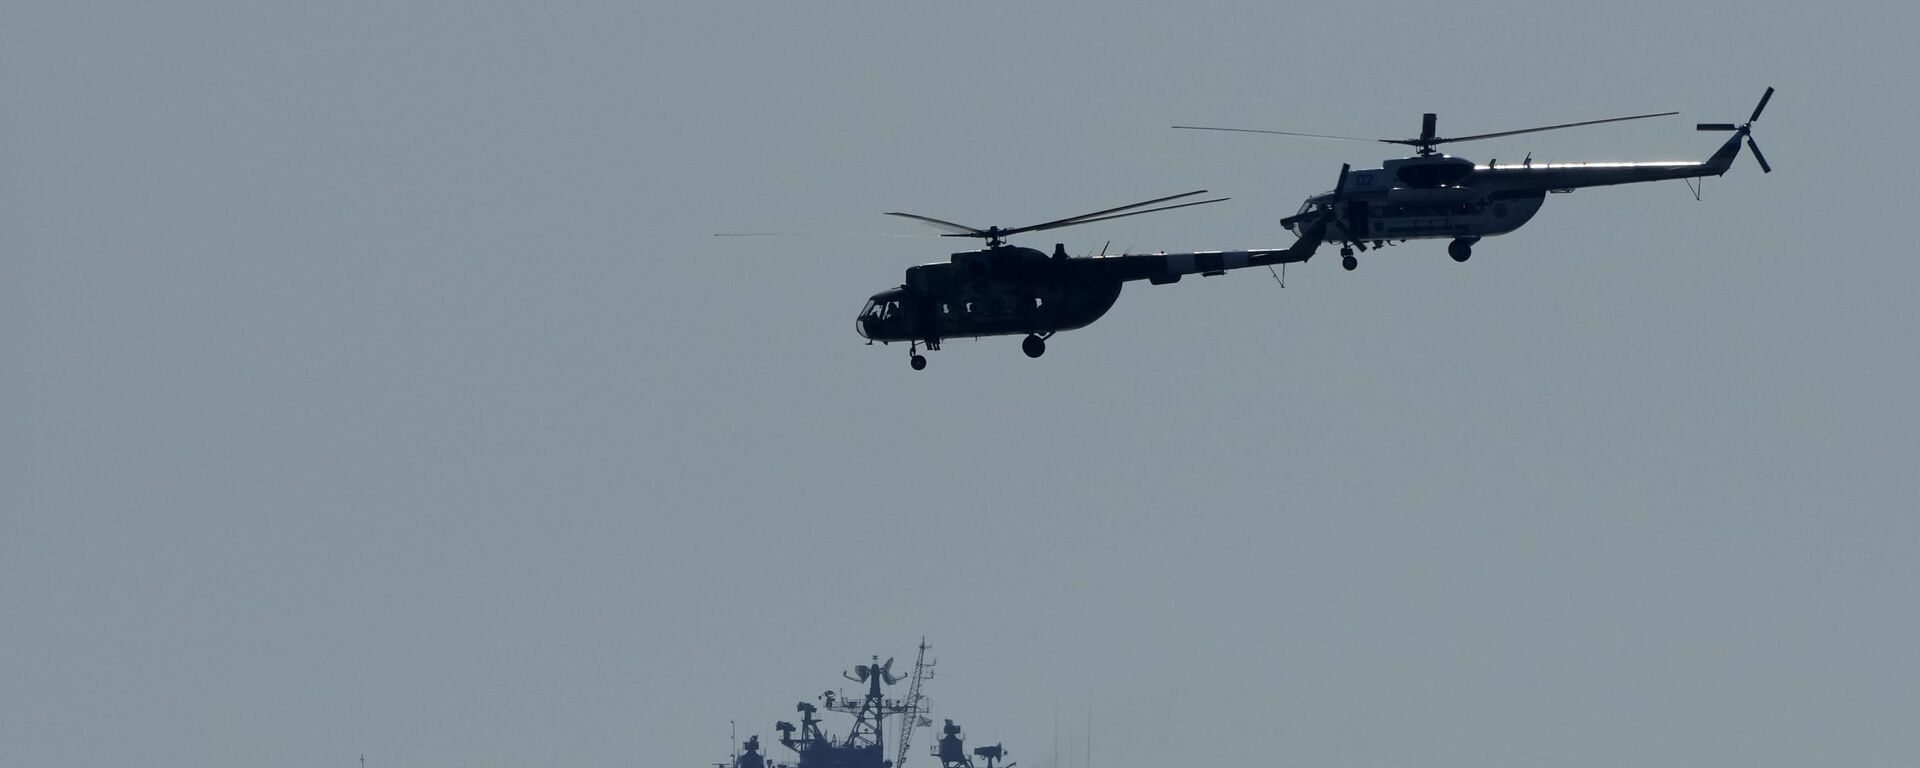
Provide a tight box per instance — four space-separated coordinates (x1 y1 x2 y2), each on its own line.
856 288 910 341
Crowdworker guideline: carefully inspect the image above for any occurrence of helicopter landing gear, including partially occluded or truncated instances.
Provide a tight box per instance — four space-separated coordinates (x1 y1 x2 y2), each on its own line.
909 339 934 371
1022 332 1050 359
910 354 926 370
1341 247 1358 271
1449 237 1477 263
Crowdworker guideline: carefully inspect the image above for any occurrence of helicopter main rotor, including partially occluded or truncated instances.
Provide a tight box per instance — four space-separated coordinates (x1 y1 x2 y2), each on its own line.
886 190 1228 248
1176 110 1676 156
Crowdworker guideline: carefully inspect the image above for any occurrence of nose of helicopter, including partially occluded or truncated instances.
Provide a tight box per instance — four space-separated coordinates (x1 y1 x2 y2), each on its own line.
856 297 877 340
856 287 908 341
1280 200 1316 238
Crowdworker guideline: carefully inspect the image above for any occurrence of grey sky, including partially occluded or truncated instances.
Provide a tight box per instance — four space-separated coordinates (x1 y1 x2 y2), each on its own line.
4 2 1917 767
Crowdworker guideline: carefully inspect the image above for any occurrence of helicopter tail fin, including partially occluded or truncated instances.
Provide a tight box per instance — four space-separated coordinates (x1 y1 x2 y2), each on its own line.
1699 131 1745 176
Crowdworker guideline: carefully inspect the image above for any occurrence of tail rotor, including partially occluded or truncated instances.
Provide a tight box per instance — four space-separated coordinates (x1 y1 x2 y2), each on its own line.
1698 86 1774 173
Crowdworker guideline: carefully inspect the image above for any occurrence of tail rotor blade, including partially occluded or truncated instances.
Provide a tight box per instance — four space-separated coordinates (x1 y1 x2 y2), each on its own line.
1697 123 1739 131
1750 86 1775 123
1748 138 1772 173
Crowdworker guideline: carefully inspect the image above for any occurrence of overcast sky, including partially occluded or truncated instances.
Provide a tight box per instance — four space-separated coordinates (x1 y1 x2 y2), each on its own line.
5 2 1919 767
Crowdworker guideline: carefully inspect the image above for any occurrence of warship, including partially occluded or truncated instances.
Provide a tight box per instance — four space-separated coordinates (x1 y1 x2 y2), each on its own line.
713 640 1010 768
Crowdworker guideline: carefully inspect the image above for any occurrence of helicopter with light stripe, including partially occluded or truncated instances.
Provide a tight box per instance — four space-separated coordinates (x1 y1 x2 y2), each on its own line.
859 187 1339 369
1177 87 1774 270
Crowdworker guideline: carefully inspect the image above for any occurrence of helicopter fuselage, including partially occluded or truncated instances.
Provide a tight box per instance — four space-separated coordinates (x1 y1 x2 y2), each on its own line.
1287 130 1747 245
856 242 1309 347
857 187 1333 368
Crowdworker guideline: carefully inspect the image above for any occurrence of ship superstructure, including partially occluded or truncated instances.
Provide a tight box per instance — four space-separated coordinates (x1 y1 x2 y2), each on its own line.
713 641 1008 768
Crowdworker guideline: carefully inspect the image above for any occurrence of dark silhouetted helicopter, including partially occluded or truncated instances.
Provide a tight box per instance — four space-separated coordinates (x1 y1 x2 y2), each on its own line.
858 185 1338 369
1178 87 1774 269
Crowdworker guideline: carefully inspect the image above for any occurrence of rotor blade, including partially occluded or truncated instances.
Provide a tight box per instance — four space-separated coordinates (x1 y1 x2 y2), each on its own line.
882 211 987 236
1013 197 1228 234
1432 111 1678 145
1002 190 1211 236
1696 123 1739 131
1750 86 1775 123
1173 125 1382 143
1748 138 1771 173
713 231 939 238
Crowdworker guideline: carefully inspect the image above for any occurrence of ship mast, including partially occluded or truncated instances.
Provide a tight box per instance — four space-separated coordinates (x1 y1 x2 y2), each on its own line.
893 638 936 768
825 653 914 756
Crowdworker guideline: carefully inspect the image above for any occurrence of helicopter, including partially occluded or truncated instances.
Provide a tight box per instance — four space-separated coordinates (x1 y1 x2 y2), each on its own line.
858 186 1339 369
1176 87 1774 270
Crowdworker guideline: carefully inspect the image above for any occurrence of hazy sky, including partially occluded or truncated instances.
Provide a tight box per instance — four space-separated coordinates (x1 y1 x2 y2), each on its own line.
5 2 1918 767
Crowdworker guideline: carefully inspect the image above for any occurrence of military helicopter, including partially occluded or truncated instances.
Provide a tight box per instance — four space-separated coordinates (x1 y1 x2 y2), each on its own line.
859 186 1337 369
1176 87 1774 270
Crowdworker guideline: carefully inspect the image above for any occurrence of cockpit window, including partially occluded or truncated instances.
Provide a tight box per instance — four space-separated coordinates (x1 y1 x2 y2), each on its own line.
861 298 907 321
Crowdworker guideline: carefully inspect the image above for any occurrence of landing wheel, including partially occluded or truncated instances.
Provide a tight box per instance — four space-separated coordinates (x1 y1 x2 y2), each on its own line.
1022 334 1046 359
909 354 926 371
1342 254 1358 271
1449 238 1474 263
